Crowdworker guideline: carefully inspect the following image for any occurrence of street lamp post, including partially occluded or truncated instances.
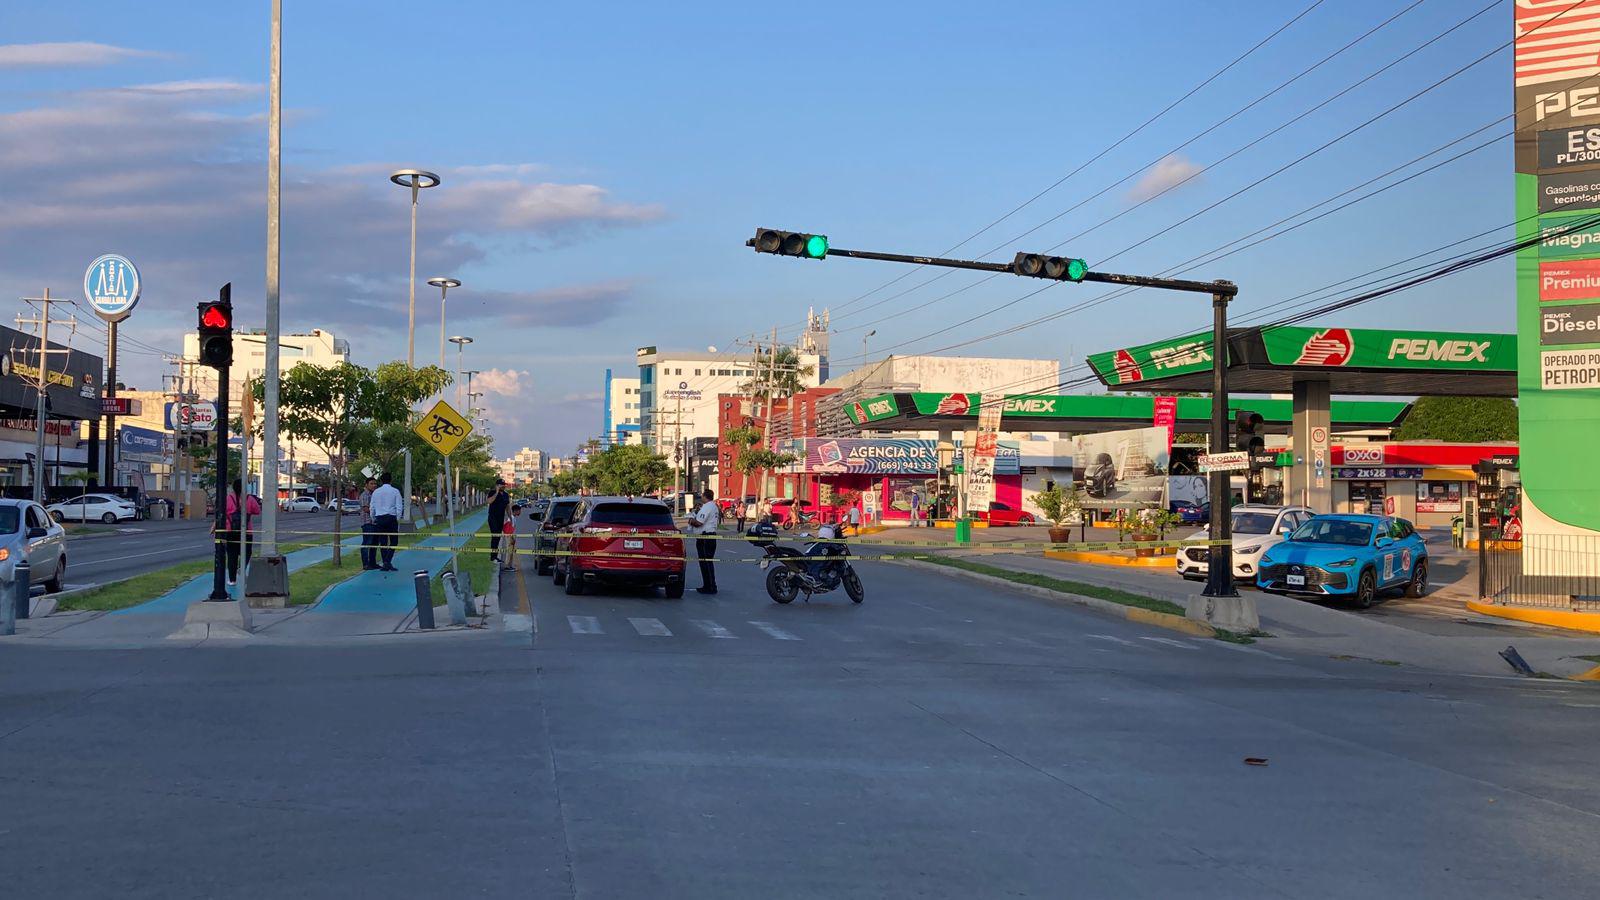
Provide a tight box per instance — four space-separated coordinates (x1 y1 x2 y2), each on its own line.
389 169 440 368
427 277 461 374
862 329 876 362
448 337 474 409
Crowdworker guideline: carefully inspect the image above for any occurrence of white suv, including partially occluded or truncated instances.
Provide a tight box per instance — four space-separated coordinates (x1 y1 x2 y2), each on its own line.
1176 504 1315 582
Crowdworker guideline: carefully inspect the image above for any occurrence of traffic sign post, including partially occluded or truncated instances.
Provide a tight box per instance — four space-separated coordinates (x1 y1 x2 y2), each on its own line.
413 399 474 575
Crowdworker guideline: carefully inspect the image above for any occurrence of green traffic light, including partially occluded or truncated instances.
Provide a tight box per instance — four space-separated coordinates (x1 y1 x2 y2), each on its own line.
1065 258 1087 282
805 234 828 259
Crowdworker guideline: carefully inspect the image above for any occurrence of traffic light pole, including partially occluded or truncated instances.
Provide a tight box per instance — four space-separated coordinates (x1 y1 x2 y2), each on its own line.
1204 288 1238 600
207 284 233 602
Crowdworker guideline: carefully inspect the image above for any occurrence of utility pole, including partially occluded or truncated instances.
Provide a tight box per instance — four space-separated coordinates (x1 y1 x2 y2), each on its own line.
17 291 77 504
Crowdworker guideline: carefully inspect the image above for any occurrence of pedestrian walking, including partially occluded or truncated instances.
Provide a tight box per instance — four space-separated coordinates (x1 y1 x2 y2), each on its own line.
358 477 378 570
370 473 404 571
848 503 861 536
487 480 511 563
735 496 749 534
910 489 922 527
687 487 720 595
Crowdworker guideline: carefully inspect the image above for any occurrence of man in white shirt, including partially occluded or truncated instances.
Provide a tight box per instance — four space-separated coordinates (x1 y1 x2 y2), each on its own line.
687 488 720 594
369 473 405 571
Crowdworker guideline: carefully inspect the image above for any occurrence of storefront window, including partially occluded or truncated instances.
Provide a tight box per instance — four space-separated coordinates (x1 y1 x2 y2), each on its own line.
1416 481 1463 513
886 477 935 514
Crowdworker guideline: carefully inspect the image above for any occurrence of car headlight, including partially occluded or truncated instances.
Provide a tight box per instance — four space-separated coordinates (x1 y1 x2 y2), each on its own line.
1235 545 1264 556
1328 557 1357 568
0 548 10 562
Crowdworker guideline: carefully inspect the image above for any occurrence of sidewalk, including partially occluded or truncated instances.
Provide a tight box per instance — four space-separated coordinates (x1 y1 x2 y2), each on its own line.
7 512 489 647
903 547 1600 680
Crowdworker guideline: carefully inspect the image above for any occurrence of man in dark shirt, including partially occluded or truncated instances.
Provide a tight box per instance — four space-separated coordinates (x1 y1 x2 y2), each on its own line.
487 481 511 562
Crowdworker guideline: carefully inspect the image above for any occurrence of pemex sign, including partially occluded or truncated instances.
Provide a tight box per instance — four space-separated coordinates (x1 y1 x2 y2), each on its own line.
1514 0 1600 537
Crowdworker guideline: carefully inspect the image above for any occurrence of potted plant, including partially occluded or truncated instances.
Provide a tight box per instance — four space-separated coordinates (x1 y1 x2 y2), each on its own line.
1031 485 1082 545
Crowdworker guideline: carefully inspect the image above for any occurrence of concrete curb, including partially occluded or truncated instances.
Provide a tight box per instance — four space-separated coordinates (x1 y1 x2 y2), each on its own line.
1044 549 1174 568
891 558 1218 640
1466 599 1600 635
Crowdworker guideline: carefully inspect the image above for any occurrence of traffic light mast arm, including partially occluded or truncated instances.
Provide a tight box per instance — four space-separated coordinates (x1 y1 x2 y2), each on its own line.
747 235 1236 296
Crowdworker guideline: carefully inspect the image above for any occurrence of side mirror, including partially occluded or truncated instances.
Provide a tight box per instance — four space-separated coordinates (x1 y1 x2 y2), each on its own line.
28 526 48 539
1375 536 1393 548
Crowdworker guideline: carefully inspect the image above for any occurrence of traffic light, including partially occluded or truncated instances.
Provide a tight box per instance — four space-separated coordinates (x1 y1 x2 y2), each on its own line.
197 283 233 370
1012 252 1088 282
751 228 828 259
1234 409 1265 456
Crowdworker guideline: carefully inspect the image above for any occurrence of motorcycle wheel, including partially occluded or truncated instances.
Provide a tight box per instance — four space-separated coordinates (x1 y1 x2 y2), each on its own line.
843 566 865 604
766 567 798 604
780 519 795 532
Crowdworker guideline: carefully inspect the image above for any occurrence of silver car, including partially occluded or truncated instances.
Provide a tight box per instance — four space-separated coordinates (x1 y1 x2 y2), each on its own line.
0 499 68 593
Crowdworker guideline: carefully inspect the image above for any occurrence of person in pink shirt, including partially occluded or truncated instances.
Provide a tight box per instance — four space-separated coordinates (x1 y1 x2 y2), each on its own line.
220 479 263 586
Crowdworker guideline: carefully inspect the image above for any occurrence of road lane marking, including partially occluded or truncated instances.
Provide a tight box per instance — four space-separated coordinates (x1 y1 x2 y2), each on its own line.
690 619 736 639
1086 634 1136 647
748 620 800 641
629 617 672 636
568 615 602 634
1142 637 1199 650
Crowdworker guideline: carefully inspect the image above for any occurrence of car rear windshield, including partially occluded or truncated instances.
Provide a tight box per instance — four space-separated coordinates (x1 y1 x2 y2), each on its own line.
1231 512 1277 535
0 508 18 533
1290 519 1371 546
589 503 674 527
546 501 579 525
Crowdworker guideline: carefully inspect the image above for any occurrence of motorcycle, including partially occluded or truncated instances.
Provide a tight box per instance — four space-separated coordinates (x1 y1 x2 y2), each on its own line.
749 520 864 604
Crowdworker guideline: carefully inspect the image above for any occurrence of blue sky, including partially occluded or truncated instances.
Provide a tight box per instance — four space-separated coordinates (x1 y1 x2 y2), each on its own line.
0 0 1518 454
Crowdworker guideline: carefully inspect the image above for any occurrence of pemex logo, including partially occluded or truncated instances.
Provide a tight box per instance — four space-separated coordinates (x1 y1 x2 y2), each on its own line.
1294 328 1354 366
934 393 971 415
1112 349 1143 382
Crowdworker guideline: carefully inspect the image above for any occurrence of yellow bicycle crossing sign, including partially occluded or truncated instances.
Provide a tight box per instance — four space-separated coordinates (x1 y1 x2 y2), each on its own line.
414 399 473 455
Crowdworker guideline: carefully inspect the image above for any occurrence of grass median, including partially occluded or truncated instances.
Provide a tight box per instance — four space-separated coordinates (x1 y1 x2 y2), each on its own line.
919 555 1187 617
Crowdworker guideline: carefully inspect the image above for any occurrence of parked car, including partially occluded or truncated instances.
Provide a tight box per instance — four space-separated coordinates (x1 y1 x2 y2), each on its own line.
552 497 685 598
336 498 361 515
533 495 583 576
1172 501 1210 524
0 499 67 592
282 495 322 513
1257 514 1429 608
1176 504 1314 583
975 500 1036 526
46 493 137 524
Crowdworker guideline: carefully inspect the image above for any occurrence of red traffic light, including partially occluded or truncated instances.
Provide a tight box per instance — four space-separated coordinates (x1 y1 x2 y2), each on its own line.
200 305 230 329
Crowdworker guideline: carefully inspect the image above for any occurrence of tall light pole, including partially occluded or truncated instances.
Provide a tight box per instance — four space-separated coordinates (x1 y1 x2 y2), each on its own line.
448 336 474 408
389 169 440 368
427 276 460 373
862 329 876 362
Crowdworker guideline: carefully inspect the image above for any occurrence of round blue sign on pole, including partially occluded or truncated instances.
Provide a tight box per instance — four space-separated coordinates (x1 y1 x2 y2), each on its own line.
83 253 141 322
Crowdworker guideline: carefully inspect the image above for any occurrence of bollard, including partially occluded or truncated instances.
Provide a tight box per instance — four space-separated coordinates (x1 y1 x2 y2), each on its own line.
14 560 29 621
413 569 435 630
458 571 475 616
442 572 466 626
0 573 15 637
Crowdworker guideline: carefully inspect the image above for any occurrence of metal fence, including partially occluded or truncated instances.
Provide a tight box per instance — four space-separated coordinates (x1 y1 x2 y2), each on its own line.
1480 534 1600 611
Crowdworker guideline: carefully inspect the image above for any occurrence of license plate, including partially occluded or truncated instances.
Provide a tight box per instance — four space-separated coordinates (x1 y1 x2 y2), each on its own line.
624 539 643 550
1287 574 1305 587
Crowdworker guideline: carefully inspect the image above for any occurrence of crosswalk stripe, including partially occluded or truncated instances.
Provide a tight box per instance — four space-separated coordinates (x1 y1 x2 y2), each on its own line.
1086 634 1136 647
629 617 672 637
568 615 602 635
690 619 737 639
748 620 800 641
1142 636 1200 650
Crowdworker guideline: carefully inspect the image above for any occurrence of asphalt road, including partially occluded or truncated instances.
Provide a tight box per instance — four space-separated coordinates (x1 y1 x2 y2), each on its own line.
61 511 346 586
3 538 1598 897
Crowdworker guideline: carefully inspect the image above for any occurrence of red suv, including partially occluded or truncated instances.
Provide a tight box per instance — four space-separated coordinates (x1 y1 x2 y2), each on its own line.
552 497 685 598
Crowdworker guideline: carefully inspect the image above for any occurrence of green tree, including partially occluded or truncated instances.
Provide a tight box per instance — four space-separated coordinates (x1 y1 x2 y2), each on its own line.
256 361 451 565
548 469 584 496
1393 396 1518 442
723 425 795 474
581 444 673 496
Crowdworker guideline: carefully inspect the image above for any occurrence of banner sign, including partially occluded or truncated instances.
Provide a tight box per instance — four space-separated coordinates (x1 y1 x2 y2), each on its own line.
1538 170 1600 213
845 393 900 426
118 424 167 463
1539 347 1600 390
1539 214 1600 259
1335 467 1424 480
1073 426 1169 509
166 401 217 432
1260 326 1515 371
789 438 938 474
1152 396 1176 450
964 401 1003 513
1539 258 1600 302
83 253 141 323
1198 451 1249 473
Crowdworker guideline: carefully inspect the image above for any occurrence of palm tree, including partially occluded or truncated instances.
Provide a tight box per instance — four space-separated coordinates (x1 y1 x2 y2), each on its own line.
740 345 815 410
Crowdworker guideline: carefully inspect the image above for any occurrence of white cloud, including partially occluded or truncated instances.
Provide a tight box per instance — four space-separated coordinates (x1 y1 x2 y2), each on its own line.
1126 154 1204 203
0 41 163 68
474 368 530 397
